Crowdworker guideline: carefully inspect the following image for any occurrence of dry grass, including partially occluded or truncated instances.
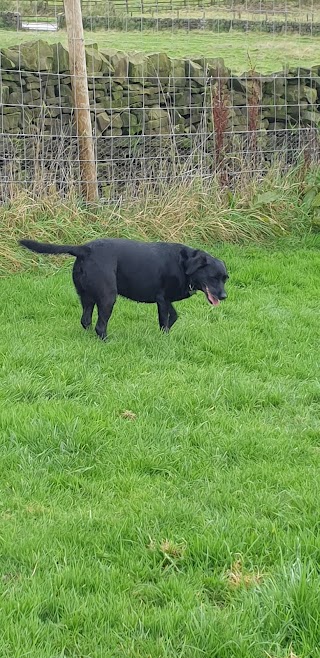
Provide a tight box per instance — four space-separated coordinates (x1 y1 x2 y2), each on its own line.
159 540 187 559
265 649 300 658
226 558 264 589
121 409 137 420
148 538 187 571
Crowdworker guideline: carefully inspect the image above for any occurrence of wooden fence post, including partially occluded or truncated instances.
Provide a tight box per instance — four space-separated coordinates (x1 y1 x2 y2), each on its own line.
64 0 98 202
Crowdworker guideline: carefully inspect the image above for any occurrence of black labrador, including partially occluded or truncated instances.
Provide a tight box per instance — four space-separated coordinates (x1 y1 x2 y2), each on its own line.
20 238 228 340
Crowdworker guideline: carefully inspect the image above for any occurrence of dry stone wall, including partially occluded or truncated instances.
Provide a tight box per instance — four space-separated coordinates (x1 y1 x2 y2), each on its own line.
56 14 320 36
0 39 319 198
2 11 318 35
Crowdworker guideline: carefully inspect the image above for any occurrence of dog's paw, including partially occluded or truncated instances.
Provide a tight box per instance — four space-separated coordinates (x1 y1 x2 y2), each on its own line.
95 329 107 341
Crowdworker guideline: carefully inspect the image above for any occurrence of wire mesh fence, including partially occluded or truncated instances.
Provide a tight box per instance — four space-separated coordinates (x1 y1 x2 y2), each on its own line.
0 0 319 201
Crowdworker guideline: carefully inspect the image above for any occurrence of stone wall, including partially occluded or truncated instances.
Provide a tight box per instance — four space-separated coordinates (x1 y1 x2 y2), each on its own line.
2 11 317 35
57 13 320 36
0 39 319 199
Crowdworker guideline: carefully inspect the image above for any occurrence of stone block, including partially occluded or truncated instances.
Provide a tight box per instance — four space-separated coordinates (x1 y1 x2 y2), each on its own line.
263 77 286 95
86 47 114 75
52 43 69 73
2 40 53 71
128 52 147 80
108 51 129 79
207 57 229 78
8 90 23 104
0 49 16 70
0 85 9 104
304 85 317 104
25 81 41 90
120 110 138 128
97 111 111 132
23 89 41 104
146 52 171 83
3 111 21 131
301 110 320 125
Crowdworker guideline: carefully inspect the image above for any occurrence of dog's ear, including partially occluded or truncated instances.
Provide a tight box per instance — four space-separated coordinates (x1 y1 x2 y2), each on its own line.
182 250 207 276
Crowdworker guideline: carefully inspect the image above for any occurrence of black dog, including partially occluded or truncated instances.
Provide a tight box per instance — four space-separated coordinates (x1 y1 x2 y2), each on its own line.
20 238 228 340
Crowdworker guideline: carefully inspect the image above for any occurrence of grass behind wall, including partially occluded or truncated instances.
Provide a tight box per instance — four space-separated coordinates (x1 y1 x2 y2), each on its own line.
1 28 320 72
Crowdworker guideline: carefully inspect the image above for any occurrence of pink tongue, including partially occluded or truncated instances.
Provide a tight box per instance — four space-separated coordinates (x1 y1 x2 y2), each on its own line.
206 287 220 306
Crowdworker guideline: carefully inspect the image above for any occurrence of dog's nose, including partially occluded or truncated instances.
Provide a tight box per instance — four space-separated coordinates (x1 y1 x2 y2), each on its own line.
220 291 227 300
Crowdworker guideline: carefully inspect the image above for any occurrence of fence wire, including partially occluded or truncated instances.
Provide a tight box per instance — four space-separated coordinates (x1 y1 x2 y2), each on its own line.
0 0 319 201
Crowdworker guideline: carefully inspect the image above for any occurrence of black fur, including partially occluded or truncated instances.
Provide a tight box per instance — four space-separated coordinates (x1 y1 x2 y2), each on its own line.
20 237 228 340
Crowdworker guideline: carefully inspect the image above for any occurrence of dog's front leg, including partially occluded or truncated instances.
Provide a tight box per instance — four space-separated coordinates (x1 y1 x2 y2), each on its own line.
157 298 170 332
157 298 177 332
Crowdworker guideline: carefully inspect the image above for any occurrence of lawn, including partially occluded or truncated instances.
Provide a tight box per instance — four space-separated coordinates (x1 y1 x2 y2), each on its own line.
1 236 320 657
1 28 320 72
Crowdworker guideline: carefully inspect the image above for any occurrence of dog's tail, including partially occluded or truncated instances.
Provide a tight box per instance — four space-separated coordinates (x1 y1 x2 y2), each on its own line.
19 239 89 259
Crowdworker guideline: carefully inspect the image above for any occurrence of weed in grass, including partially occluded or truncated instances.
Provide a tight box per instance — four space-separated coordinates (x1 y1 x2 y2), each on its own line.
211 74 229 179
225 557 264 589
121 409 137 420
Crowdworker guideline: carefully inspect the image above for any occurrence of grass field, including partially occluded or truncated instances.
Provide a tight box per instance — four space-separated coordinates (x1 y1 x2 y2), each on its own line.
1 233 320 657
24 6 320 23
6 0 320 23
1 28 320 72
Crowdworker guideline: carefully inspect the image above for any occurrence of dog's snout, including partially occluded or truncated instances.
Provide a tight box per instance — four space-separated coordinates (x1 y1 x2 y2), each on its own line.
220 291 227 300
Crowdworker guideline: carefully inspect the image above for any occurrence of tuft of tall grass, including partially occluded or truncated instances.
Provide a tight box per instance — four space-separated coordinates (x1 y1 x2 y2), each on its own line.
0 159 314 276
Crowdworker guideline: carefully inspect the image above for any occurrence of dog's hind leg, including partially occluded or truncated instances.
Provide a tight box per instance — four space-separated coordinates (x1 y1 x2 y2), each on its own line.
95 292 116 340
80 293 95 330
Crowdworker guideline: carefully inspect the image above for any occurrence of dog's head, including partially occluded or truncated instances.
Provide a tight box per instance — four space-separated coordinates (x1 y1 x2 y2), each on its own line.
181 248 228 306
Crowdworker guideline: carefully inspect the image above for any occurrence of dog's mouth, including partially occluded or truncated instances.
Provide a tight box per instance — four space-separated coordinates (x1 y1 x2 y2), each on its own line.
204 286 220 306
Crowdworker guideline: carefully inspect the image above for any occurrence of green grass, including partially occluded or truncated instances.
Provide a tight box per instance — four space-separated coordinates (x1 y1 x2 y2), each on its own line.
1 28 320 72
1 233 320 657
6 0 320 23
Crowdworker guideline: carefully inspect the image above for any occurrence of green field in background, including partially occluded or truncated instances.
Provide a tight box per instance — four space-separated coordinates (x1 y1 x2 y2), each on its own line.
1 28 319 72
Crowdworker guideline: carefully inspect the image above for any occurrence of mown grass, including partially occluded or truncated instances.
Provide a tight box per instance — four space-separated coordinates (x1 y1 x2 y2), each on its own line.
1 27 320 72
1 230 320 657
0 164 319 656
